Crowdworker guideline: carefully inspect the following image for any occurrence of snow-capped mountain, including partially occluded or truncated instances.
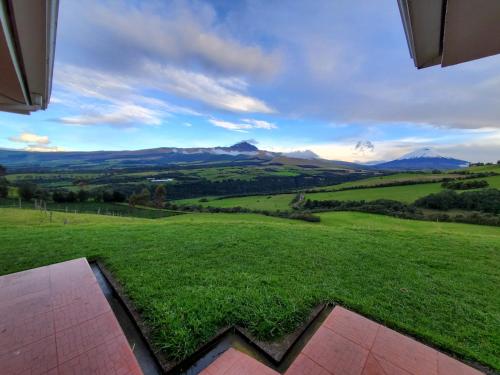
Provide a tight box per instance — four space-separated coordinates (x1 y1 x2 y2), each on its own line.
282 150 319 160
396 147 443 160
374 148 469 170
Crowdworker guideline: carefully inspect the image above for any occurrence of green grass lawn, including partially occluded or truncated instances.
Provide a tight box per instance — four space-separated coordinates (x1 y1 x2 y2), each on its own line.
175 193 296 211
305 183 444 203
311 172 451 191
0 208 499 369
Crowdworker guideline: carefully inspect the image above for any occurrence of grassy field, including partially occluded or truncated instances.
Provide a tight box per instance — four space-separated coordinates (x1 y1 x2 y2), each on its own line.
463 164 500 173
0 199 181 219
175 194 296 211
178 174 500 210
311 172 452 191
0 208 498 369
305 182 443 203
306 175 500 203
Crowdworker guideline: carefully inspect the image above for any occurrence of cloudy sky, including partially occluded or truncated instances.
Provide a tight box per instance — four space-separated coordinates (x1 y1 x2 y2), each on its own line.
1 0 500 162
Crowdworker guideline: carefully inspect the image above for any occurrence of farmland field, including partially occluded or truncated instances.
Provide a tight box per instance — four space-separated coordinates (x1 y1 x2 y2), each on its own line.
0 208 498 370
175 193 296 211
305 182 444 203
174 172 500 210
310 172 453 191
0 199 181 219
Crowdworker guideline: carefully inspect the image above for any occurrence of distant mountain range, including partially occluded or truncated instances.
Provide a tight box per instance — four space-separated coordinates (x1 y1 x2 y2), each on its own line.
0 142 363 171
372 148 469 170
282 150 320 160
0 143 470 171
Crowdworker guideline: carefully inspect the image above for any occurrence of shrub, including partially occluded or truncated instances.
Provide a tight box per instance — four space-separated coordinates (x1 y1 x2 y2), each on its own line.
441 179 489 190
416 189 500 214
18 183 37 201
0 178 8 198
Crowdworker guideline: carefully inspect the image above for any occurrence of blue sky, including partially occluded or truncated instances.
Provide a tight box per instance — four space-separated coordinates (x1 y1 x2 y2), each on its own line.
1 0 500 162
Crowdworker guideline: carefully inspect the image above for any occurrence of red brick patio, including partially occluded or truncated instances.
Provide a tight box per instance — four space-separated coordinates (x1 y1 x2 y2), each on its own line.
0 259 485 375
201 306 483 375
0 258 142 375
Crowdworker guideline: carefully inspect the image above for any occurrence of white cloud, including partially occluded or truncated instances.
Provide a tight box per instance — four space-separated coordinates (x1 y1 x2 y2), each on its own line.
241 119 277 129
53 0 278 122
209 118 277 132
7 132 64 152
9 132 49 145
145 63 274 113
67 0 281 78
24 145 66 152
209 119 253 133
53 62 274 129
354 140 375 155
58 104 163 127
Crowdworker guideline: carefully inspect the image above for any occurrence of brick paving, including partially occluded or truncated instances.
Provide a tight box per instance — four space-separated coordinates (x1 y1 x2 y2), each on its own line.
0 259 485 375
0 258 142 375
200 306 484 375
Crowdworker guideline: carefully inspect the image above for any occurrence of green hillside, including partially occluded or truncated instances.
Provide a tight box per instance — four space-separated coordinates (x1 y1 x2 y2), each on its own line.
176 173 500 210
0 208 498 369
175 194 295 211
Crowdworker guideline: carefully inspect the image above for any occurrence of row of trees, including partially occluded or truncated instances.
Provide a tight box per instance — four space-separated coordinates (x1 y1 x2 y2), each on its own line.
128 185 166 208
0 163 168 208
441 179 489 190
414 189 500 214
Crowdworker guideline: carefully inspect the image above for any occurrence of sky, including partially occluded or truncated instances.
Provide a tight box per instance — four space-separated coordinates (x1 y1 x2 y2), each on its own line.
1 0 500 163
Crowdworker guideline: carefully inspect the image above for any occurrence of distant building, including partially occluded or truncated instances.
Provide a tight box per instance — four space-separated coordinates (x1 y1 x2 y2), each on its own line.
398 0 500 68
0 0 59 114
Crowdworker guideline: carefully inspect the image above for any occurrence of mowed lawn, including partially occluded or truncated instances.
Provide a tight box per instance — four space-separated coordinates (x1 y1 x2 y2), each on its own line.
175 193 296 211
0 208 499 369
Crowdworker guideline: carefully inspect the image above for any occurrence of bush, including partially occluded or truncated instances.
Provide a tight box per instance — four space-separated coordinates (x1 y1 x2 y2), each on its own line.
0 178 8 198
289 212 321 222
18 183 37 201
112 191 126 202
77 189 89 203
416 189 500 214
441 179 489 190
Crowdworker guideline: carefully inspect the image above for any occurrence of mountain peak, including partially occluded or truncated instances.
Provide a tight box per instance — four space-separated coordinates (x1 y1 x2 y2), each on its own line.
374 147 469 170
397 147 444 160
228 141 259 152
283 150 320 160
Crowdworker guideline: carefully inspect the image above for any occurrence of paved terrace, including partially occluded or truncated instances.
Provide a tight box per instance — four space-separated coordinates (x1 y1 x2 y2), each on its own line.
201 306 483 375
0 258 485 375
0 258 142 375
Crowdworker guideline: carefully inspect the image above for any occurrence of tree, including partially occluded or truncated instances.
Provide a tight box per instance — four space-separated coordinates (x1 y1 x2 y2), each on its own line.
112 190 126 202
153 185 166 208
52 191 66 203
66 191 77 203
0 164 7 198
77 189 89 203
18 183 37 201
0 179 8 198
128 188 150 208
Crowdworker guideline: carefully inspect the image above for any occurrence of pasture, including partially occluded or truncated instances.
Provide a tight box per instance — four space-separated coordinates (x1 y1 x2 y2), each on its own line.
0 208 498 369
